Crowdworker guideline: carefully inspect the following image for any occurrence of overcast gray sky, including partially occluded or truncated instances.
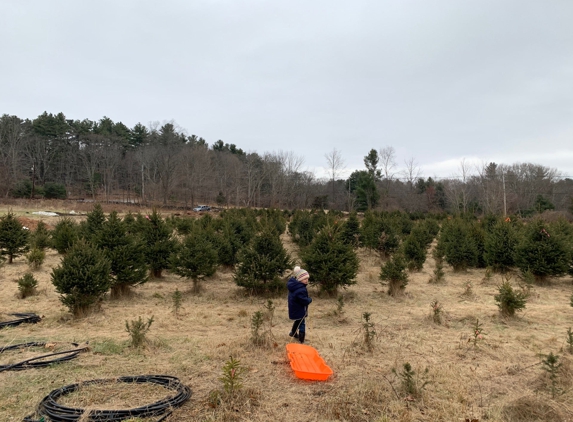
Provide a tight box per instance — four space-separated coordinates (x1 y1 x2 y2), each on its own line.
2 1 573 180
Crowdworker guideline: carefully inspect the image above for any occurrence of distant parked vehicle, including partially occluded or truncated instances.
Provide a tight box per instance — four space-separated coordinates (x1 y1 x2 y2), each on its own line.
193 205 211 212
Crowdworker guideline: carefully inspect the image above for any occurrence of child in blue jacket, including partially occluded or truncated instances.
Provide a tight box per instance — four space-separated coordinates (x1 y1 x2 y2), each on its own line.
287 266 312 344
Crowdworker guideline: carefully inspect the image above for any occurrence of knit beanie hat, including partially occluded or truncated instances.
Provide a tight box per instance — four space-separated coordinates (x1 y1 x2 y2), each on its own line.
293 266 309 283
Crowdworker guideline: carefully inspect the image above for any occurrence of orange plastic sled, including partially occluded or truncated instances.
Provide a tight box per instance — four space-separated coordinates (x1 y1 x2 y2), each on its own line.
286 343 333 381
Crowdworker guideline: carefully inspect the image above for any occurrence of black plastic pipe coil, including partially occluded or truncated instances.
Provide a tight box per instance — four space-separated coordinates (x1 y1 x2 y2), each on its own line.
23 375 192 422
0 313 42 329
0 342 87 372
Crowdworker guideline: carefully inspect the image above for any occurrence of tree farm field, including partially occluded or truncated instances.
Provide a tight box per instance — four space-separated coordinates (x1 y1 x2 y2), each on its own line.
2 203 573 421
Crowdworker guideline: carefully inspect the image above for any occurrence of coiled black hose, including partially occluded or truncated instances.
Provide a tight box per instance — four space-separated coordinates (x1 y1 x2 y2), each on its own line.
0 313 42 329
0 342 87 372
23 375 192 422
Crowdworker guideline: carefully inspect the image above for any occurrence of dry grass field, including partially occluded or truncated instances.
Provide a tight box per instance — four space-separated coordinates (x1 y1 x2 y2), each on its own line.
1 201 573 421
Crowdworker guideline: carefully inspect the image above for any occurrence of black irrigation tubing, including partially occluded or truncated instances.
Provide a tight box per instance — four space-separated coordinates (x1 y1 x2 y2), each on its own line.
23 375 192 422
0 313 42 329
0 342 88 372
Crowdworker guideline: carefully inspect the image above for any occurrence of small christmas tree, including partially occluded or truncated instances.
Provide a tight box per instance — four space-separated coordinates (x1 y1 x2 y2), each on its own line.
122 212 137 234
95 211 149 297
141 209 176 278
380 252 409 296
30 221 51 250
402 231 427 271
515 219 570 283
301 225 359 295
0 211 30 264
340 212 361 247
51 239 112 316
289 210 316 247
484 219 518 273
469 221 487 268
234 229 293 293
259 209 287 237
218 217 255 267
80 203 106 242
51 217 79 254
171 230 219 293
439 218 478 271
360 212 399 258
494 279 526 316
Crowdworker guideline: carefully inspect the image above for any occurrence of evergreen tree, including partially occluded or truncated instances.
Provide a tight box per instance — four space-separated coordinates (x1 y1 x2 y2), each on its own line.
550 218 573 278
515 219 570 282
347 170 379 212
494 279 527 316
80 203 106 242
340 212 361 247
402 233 427 271
208 230 237 267
469 221 487 268
234 229 293 293
289 210 326 247
301 225 359 295
439 218 478 271
380 252 409 296
0 212 30 263
122 212 137 234
360 211 399 258
141 209 176 278
171 230 219 292
259 208 287 236
51 217 79 254
484 219 518 273
95 211 148 297
532 194 555 214
30 220 51 250
51 239 112 316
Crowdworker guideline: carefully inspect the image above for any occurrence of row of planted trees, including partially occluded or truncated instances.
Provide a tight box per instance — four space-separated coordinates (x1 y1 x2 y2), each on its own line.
286 208 573 297
378 214 573 299
2 206 572 316
0 205 294 315
436 216 573 281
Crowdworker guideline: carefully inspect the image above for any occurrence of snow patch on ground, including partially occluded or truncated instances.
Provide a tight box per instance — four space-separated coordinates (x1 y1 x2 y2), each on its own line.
32 211 59 216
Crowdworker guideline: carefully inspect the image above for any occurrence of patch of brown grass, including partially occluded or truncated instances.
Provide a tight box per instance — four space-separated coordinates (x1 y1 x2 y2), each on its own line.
2 202 573 421
57 380 170 410
500 394 571 422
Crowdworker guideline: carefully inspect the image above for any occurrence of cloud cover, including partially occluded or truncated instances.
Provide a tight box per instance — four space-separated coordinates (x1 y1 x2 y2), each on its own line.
2 0 572 179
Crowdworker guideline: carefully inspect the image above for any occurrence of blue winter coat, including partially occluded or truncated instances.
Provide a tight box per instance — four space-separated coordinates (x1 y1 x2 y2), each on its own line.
287 276 312 320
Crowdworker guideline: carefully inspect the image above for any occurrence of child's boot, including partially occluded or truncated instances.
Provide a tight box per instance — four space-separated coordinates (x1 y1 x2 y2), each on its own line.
288 331 299 339
298 332 305 344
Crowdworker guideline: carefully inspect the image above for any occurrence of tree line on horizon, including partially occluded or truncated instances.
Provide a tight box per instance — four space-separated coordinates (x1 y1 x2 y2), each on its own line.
1 112 572 216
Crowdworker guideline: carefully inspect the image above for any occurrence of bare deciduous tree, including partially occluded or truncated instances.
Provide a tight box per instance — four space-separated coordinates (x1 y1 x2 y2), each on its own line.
444 158 474 214
402 157 421 188
379 146 397 181
0 115 26 196
325 148 346 208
